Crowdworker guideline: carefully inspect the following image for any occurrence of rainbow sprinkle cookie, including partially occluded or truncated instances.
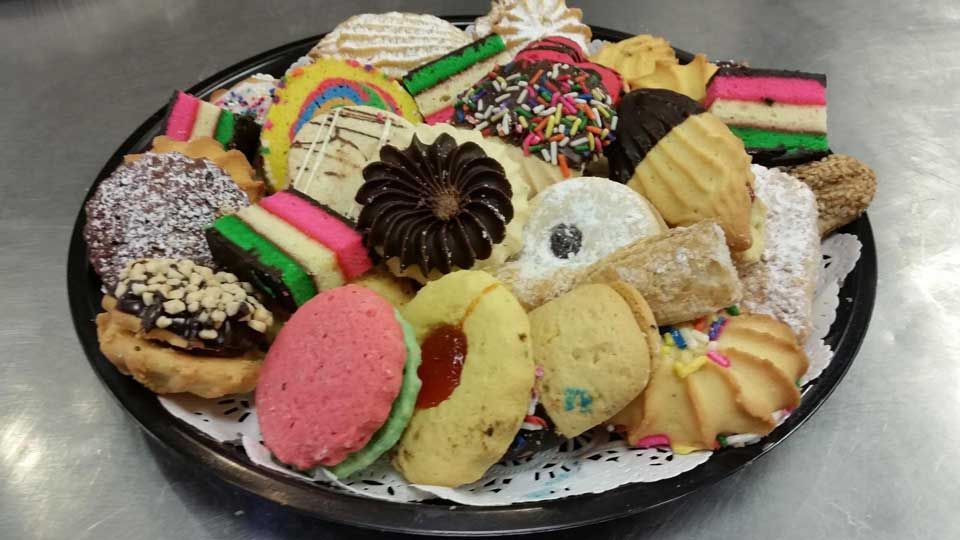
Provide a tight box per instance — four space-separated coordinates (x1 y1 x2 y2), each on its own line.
161 91 262 163
260 59 421 192
452 59 618 176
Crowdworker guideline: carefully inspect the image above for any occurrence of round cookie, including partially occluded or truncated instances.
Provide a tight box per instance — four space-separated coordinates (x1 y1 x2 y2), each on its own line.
84 152 250 288
395 271 534 487
95 259 274 398
256 285 416 471
261 59 421 192
529 283 653 438
308 12 471 79
210 74 278 124
495 177 665 310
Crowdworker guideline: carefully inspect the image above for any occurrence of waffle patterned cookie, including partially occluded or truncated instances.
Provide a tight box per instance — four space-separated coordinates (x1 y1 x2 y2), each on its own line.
309 12 471 79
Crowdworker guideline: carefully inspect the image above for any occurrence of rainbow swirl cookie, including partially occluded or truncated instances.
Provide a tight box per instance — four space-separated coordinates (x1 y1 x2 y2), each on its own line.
261 59 421 191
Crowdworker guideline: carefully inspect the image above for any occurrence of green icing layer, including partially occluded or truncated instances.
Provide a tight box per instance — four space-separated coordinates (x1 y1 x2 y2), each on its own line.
402 34 506 96
729 126 829 152
214 110 235 146
211 215 316 306
328 310 422 478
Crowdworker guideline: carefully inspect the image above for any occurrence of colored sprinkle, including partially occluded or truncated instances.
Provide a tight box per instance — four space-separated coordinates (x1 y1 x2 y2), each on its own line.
726 305 741 316
708 316 728 341
693 317 708 332
558 154 570 178
707 351 731 368
674 355 708 378
634 434 671 448
671 445 700 455
669 327 686 349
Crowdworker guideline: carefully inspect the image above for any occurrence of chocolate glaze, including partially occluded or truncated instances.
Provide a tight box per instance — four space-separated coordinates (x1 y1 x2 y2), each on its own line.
115 291 262 356
708 66 827 87
205 228 298 313
605 89 706 183
356 133 514 275
751 147 833 168
229 113 263 163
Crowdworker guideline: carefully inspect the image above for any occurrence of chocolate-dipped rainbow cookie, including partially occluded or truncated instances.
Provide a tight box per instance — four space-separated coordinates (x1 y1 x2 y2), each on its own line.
705 67 829 166
162 91 262 163
261 59 421 192
206 190 372 312
401 34 509 124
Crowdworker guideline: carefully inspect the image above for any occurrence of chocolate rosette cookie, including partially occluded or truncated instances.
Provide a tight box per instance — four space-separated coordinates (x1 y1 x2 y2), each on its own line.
356 133 514 276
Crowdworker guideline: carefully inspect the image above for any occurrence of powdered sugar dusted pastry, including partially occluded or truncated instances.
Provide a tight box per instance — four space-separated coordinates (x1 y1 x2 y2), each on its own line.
736 165 820 340
210 74 278 124
496 177 666 310
579 221 743 325
473 0 592 56
783 154 877 236
309 12 471 79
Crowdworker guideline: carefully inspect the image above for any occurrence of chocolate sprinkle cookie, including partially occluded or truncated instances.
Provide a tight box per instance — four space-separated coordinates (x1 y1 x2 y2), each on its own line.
84 152 249 288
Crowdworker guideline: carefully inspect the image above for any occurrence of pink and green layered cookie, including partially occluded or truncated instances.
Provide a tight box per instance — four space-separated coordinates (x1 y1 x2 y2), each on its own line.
705 67 829 166
401 34 508 124
161 91 262 163
206 190 372 312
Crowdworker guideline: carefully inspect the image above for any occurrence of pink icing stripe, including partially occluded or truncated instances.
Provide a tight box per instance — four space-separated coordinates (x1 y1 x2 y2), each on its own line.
260 192 371 280
705 76 826 108
165 91 200 141
633 434 671 448
424 106 454 125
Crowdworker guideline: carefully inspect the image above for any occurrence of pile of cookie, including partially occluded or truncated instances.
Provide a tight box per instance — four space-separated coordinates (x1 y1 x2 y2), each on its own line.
85 0 876 488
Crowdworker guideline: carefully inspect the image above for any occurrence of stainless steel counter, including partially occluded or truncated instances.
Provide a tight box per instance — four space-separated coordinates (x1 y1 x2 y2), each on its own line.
1 0 954 538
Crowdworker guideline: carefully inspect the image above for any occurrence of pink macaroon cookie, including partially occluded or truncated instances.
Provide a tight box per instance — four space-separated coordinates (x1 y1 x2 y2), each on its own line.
256 285 407 470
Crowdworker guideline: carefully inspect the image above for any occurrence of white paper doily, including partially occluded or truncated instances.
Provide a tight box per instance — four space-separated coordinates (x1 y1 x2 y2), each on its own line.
158 233 862 505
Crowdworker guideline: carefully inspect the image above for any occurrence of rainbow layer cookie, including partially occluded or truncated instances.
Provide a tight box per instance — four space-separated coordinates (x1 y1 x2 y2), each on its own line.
705 67 828 165
161 91 262 163
206 190 372 312
401 34 509 124
261 59 421 192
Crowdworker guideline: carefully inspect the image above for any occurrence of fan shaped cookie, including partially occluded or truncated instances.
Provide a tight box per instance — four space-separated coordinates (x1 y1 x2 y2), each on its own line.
261 59 421 191
736 165 820 340
629 53 719 103
610 313 808 452
473 0 592 56
783 154 877 236
496 177 666 310
309 12 471 79
606 89 755 251
530 283 655 438
591 34 678 89
395 271 534 487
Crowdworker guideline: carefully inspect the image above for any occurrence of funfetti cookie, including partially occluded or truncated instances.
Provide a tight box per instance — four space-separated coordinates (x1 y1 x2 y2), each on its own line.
401 34 510 124
495 177 666 310
261 59 421 192
84 151 250 289
395 271 533 487
530 283 655 438
256 285 421 474
161 91 262 163
309 12 471 79
705 66 829 166
210 74 278 124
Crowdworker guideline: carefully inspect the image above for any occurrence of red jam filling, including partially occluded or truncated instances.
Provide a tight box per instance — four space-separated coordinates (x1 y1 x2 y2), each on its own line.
415 324 468 409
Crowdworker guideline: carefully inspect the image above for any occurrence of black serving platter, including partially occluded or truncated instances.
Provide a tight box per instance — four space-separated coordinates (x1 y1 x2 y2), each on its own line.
67 17 877 536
